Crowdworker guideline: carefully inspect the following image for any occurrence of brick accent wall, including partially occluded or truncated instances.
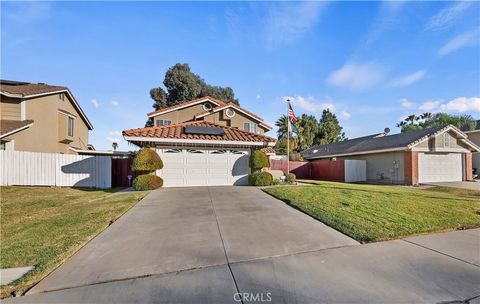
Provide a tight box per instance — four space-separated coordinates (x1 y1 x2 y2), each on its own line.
404 151 419 185
465 152 473 181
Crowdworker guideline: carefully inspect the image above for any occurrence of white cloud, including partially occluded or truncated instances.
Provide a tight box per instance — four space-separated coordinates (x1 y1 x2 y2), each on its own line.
439 29 479 56
327 61 385 91
284 96 336 113
91 99 100 108
106 131 122 144
340 111 351 120
362 1 406 48
111 100 119 106
425 1 473 31
400 98 415 108
417 97 480 113
256 95 261 99
389 70 426 87
419 100 441 111
439 97 480 112
3 2 52 24
265 2 325 49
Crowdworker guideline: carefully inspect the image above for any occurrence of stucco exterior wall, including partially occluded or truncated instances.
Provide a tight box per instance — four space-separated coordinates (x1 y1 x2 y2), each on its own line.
341 151 405 184
466 131 480 173
0 96 21 120
2 93 89 154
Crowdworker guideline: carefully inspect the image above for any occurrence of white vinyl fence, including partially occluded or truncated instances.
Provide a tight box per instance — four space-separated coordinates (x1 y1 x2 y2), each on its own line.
0 150 111 188
344 159 367 183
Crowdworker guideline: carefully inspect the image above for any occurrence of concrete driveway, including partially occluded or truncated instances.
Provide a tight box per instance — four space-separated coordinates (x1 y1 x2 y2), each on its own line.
427 181 480 191
8 187 480 303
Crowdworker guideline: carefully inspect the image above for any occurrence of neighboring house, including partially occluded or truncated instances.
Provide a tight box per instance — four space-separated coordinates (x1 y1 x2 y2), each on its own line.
123 96 275 187
261 146 286 160
0 80 93 154
464 120 480 176
302 125 480 185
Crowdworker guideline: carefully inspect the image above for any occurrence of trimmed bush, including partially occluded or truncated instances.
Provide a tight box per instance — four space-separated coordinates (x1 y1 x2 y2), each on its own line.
132 148 163 172
132 174 163 190
248 172 273 186
284 173 296 184
249 150 270 172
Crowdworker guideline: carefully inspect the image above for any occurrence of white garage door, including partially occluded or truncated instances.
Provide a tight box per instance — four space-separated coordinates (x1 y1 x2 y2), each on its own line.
156 147 250 187
418 153 463 183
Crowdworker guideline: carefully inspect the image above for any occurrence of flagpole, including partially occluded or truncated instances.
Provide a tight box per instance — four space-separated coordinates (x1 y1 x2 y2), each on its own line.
286 99 290 174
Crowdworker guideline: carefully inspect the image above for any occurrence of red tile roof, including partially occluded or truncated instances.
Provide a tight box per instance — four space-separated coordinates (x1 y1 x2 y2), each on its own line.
261 147 276 154
123 121 276 143
0 120 34 137
147 96 228 117
1 83 67 96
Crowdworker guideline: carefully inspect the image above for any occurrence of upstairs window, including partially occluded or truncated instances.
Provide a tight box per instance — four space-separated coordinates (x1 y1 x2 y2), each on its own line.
59 93 66 101
244 123 256 133
444 133 450 147
156 119 172 126
68 117 74 137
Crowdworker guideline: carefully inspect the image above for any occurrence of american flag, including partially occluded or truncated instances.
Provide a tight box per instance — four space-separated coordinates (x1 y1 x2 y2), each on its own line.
288 102 297 124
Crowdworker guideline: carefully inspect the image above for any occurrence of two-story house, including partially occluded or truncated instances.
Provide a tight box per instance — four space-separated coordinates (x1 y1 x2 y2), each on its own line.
0 80 93 154
123 96 275 187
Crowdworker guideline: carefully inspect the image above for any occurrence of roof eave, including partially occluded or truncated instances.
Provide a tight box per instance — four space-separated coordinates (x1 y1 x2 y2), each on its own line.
305 147 407 160
123 136 275 147
0 122 34 139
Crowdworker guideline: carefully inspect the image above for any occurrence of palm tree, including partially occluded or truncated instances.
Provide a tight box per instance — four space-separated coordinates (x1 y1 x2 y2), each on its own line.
275 115 289 139
112 142 118 151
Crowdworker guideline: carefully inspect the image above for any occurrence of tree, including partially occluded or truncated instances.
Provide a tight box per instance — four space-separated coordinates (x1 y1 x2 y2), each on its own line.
397 112 476 132
249 150 270 172
317 109 344 145
296 114 318 151
273 137 296 155
275 115 289 139
112 142 118 151
149 63 238 112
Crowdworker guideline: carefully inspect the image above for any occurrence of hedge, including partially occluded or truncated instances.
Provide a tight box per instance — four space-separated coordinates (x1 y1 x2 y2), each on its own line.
132 148 163 172
248 172 273 186
132 174 163 190
249 150 269 171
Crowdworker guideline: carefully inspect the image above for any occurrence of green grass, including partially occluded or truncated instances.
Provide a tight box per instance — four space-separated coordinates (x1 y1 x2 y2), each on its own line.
0 186 148 297
264 181 480 243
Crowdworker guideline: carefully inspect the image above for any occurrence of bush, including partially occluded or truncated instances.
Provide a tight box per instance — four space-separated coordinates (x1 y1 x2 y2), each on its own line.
284 173 296 184
132 148 163 172
248 172 273 186
132 174 163 190
272 179 281 185
249 150 270 171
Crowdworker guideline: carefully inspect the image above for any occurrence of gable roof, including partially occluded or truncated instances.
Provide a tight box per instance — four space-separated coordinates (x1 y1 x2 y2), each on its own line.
0 119 34 139
303 125 479 160
0 80 94 130
147 96 228 117
123 120 275 147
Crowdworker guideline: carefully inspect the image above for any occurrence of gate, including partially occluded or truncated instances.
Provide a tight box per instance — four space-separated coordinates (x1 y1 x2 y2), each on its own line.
111 157 138 187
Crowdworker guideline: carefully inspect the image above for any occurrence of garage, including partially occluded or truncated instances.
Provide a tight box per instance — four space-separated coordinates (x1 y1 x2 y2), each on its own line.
418 153 463 183
156 147 250 187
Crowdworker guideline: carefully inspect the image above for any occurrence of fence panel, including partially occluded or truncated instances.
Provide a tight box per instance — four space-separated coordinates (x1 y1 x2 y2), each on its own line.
0 151 111 188
269 159 311 179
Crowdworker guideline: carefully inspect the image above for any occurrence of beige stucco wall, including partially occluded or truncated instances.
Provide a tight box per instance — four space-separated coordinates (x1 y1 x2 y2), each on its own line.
340 151 405 184
467 131 480 172
0 96 21 120
3 93 89 154
153 101 268 134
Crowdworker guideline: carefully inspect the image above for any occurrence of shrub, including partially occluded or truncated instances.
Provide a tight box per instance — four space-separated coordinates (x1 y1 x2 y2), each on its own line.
132 148 163 172
272 179 281 185
248 172 273 186
249 150 270 172
284 173 296 184
132 174 163 190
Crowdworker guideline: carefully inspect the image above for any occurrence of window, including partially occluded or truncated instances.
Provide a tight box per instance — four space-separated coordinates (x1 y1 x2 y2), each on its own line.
244 123 257 133
156 119 172 126
225 108 235 118
203 103 213 111
68 116 74 137
59 93 65 101
0 141 5 150
444 133 450 147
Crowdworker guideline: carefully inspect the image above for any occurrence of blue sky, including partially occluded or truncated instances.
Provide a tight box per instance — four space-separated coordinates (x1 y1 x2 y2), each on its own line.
2 1 479 151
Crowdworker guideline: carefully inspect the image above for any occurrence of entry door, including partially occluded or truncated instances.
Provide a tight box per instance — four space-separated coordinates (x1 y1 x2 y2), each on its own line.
156 147 250 187
418 153 463 183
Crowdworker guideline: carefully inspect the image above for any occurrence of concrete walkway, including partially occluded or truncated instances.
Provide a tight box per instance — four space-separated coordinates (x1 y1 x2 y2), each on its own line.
6 187 480 303
427 181 480 191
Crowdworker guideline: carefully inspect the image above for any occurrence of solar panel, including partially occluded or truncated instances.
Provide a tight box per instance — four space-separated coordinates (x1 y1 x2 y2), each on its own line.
184 126 225 136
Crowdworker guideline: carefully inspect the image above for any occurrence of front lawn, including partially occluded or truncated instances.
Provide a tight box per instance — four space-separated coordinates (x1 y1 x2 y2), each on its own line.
0 186 148 297
264 181 480 243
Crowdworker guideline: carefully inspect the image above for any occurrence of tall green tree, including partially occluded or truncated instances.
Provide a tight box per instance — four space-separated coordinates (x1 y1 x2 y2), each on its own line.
275 115 289 139
296 114 318 151
397 112 476 132
316 109 345 145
